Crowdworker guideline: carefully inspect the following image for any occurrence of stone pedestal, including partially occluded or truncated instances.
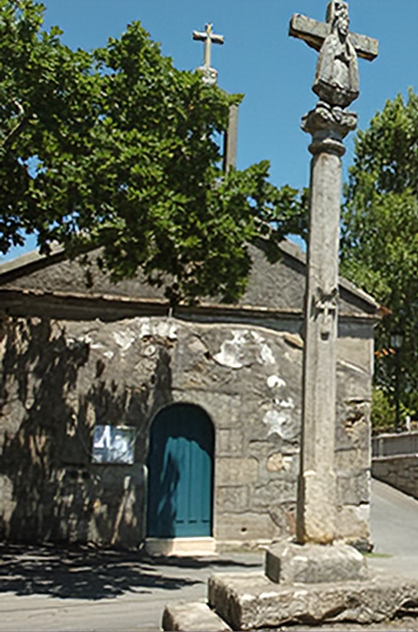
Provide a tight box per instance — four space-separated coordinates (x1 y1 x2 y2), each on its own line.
265 540 368 584
206 571 418 631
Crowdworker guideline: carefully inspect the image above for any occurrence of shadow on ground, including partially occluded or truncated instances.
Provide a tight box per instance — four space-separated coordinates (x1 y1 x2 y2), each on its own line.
0 544 262 601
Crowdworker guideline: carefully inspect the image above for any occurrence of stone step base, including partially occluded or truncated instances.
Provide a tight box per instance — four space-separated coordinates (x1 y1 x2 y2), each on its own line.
162 601 231 631
145 537 216 557
208 571 418 631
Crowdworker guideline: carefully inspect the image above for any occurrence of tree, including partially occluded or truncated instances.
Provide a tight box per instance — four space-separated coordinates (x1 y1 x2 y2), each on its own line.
0 1 96 245
341 90 418 423
0 0 306 304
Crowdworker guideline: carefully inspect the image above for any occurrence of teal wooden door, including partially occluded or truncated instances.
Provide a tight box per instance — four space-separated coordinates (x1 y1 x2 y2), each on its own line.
147 404 214 538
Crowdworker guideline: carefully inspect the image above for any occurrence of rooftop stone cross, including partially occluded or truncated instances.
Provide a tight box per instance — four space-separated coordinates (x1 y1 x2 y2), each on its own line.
193 23 224 85
192 22 237 172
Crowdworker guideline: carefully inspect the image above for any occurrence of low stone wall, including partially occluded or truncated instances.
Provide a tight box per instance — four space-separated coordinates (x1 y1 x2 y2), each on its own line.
372 431 418 457
372 454 418 500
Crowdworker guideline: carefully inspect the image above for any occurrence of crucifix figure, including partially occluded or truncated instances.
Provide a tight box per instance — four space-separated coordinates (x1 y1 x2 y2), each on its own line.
291 0 377 110
290 0 378 61
192 23 224 85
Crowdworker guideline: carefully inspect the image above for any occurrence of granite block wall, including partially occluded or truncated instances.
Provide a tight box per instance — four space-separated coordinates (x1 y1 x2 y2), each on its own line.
0 313 373 549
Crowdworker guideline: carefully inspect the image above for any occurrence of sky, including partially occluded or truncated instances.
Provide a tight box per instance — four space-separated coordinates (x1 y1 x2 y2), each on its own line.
2 0 418 260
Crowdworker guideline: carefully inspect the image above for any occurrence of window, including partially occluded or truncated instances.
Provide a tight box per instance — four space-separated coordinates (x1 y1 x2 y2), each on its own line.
92 425 136 464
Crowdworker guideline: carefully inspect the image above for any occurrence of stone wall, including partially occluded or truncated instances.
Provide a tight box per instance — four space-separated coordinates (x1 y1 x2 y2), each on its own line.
373 455 418 500
372 431 418 457
0 313 373 549
372 431 418 501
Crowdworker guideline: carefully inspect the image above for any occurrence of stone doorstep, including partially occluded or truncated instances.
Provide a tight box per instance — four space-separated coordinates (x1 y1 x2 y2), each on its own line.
145 537 216 557
207 571 418 631
162 601 232 632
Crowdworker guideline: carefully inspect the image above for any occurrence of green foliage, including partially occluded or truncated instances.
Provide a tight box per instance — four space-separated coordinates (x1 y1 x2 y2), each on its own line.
371 387 395 434
0 0 98 250
341 90 418 419
0 0 306 303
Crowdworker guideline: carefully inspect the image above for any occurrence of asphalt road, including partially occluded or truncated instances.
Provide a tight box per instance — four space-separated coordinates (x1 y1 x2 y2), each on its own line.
0 479 417 632
0 545 264 631
368 478 418 579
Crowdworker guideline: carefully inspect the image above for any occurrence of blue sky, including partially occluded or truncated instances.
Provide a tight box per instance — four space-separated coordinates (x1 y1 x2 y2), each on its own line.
3 0 418 260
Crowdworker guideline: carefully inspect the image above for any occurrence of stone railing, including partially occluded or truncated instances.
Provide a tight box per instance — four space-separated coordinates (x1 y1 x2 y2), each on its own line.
372 431 418 500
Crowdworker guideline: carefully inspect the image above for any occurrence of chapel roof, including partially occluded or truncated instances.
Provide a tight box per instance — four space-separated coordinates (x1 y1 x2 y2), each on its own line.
0 239 380 322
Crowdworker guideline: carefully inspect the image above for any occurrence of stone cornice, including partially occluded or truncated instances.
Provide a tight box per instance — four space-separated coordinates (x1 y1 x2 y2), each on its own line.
0 287 382 323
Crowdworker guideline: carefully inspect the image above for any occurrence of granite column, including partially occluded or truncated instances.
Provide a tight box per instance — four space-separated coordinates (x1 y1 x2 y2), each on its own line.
296 104 357 544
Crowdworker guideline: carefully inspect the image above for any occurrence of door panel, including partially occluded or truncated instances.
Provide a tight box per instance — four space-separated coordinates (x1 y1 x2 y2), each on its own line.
147 404 214 538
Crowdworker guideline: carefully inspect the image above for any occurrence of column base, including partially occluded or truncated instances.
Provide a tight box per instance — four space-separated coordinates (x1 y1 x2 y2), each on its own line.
265 539 368 584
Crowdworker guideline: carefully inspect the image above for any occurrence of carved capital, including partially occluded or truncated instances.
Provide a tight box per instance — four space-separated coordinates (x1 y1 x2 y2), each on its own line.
302 102 357 155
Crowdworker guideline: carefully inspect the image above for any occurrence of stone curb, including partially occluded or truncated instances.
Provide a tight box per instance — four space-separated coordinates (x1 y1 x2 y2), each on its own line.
162 601 232 632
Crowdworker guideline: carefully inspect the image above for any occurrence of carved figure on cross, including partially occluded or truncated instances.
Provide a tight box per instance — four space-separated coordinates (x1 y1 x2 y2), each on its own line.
290 0 378 110
192 23 224 85
313 286 338 340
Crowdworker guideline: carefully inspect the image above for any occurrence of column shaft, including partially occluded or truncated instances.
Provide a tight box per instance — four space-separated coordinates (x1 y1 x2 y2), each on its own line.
297 146 343 544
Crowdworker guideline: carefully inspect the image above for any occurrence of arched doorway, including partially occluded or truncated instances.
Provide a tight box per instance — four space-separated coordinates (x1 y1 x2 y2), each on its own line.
147 404 214 539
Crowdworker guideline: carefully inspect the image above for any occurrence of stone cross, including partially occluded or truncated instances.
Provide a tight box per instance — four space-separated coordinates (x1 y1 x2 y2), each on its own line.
193 23 224 85
193 23 238 171
289 1 378 546
289 3 378 62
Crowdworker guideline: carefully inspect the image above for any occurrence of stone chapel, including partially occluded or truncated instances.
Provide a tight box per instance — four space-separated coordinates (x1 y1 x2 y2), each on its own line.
0 238 380 554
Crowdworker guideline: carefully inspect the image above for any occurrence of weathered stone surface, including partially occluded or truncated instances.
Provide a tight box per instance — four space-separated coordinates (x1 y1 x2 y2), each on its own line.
373 454 418 500
162 601 231 632
215 486 249 513
214 512 281 543
0 235 380 550
296 104 347 545
291 0 378 549
208 571 418 631
216 458 259 487
289 13 379 61
251 480 297 507
335 447 370 471
0 305 377 549
265 541 368 584
337 471 370 506
266 453 295 473
335 504 370 543
217 429 245 456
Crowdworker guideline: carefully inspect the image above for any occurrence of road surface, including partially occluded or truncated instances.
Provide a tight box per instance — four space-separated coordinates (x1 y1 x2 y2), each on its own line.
0 479 417 631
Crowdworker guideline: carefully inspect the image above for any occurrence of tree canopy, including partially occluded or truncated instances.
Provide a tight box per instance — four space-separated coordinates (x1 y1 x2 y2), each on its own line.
341 89 418 423
0 0 306 304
